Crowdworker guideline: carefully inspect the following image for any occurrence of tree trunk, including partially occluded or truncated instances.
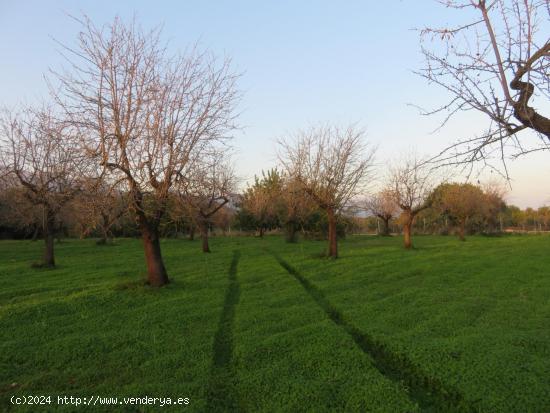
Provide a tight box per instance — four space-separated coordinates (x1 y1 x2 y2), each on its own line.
327 208 338 258
97 223 109 245
259 226 264 238
403 211 413 249
201 221 210 253
31 224 39 241
42 210 56 267
285 220 298 243
141 224 169 287
189 225 195 241
97 213 110 245
97 229 110 245
381 217 390 236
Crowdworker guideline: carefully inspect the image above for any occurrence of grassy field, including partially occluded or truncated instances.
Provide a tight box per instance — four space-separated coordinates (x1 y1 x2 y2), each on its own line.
1 235 550 412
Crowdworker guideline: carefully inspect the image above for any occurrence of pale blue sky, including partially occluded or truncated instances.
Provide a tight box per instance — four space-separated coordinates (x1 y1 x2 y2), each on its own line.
1 0 548 207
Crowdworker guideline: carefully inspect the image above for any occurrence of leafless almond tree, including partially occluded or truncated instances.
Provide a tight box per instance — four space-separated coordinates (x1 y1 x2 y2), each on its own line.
366 189 399 236
53 16 239 286
176 152 236 253
418 0 550 173
279 124 375 258
390 156 437 249
0 106 86 266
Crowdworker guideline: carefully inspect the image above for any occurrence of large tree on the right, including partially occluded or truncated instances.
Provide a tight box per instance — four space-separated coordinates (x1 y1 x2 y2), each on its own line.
419 0 550 166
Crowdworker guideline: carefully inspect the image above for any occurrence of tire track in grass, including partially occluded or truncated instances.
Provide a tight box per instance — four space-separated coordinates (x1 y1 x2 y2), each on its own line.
206 250 243 412
272 252 477 413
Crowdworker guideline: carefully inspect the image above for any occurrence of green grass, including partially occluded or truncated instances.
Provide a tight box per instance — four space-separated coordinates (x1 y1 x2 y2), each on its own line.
1 235 549 412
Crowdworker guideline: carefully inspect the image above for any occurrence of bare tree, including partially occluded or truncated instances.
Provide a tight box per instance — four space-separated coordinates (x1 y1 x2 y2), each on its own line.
279 124 375 258
390 157 436 249
0 107 85 266
74 179 128 244
176 153 236 253
54 16 239 286
366 189 399 236
418 0 550 172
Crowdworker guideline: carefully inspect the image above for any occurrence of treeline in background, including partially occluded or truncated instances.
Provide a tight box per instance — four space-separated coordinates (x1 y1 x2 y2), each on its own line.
2 167 545 244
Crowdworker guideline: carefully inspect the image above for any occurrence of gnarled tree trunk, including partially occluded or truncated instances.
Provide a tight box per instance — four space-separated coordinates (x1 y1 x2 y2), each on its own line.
327 208 338 258
510 77 550 139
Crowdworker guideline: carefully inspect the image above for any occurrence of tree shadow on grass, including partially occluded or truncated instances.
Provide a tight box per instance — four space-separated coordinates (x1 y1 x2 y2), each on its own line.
30 262 58 271
271 251 478 413
206 250 242 412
